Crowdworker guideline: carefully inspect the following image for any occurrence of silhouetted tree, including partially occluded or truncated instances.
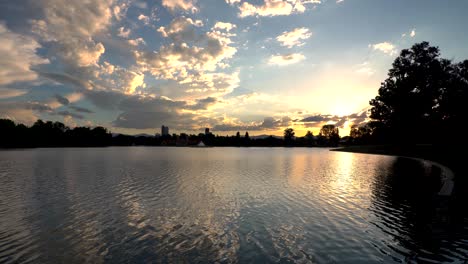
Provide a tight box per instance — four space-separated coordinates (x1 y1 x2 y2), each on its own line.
236 131 241 146
284 128 295 145
244 131 250 146
369 41 468 144
305 130 314 146
319 124 339 146
350 124 373 144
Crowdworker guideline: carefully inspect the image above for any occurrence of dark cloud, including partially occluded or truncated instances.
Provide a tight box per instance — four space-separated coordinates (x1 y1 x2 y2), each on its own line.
68 105 94 113
27 102 53 112
334 118 347 128
107 92 221 130
300 114 334 123
83 90 125 110
119 95 186 112
212 124 262 131
39 72 94 90
300 111 370 129
348 111 369 127
56 111 84 119
186 97 218 110
112 110 218 130
54 94 69 105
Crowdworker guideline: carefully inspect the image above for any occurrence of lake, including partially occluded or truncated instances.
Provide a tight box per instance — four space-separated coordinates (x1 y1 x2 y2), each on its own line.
0 147 467 263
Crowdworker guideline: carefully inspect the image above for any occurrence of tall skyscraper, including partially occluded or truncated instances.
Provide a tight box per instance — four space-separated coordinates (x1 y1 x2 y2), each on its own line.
161 125 169 136
205 128 210 135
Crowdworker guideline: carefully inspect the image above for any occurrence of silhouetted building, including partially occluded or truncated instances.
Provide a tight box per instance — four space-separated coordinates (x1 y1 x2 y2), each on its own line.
161 125 169 136
205 128 210 135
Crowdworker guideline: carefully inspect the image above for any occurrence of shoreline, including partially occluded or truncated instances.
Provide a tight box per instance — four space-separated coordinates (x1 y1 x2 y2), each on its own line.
331 145 458 196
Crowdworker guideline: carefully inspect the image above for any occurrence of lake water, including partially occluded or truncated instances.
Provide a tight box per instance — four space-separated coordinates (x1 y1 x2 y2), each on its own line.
0 147 467 263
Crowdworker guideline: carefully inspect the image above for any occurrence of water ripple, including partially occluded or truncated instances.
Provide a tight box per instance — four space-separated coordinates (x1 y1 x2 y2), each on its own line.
0 147 467 263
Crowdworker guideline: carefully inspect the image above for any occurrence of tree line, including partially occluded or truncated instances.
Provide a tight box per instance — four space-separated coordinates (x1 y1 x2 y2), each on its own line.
0 119 112 147
0 118 341 148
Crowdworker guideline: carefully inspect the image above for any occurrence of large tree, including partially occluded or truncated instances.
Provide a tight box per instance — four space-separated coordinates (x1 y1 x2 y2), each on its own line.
284 128 295 145
369 41 467 143
319 124 339 146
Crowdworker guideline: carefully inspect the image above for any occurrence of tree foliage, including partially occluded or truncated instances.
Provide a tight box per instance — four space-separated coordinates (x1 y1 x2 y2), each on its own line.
319 124 339 146
284 128 295 144
369 41 468 144
0 119 111 147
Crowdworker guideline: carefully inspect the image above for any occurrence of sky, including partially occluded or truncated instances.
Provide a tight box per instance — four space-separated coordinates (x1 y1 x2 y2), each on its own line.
1 0 467 136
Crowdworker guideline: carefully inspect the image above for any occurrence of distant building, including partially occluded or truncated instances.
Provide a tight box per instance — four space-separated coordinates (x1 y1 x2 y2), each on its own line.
205 128 210 135
161 125 169 136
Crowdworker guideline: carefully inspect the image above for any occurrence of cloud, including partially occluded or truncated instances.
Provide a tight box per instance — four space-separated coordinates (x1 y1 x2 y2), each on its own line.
157 16 203 42
225 0 241 5
69 105 94 113
48 92 83 109
39 66 145 99
268 53 305 66
24 0 148 101
276 27 312 48
117 27 131 38
300 110 369 129
121 71 145 95
370 42 397 55
186 97 218 110
136 16 238 96
26 0 149 96
300 114 333 123
64 88 218 130
236 0 319 17
0 102 40 125
30 0 114 67
162 0 198 13
111 94 220 130
213 22 237 32
128 38 146 46
55 110 84 119
0 88 28 99
54 94 70 105
138 14 150 25
213 116 292 131
0 22 49 86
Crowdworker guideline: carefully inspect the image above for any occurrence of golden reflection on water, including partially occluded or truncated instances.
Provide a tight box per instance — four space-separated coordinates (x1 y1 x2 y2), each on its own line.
330 151 356 191
1 148 464 263
287 152 309 187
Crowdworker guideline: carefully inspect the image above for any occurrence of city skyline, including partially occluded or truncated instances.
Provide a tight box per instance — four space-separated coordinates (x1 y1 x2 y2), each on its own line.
1 0 467 136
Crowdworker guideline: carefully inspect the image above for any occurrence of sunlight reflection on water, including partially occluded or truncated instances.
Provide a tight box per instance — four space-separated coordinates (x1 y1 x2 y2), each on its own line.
0 147 466 263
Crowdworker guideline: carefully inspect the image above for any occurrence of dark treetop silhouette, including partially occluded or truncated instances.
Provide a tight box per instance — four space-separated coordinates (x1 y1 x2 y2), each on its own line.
351 42 468 145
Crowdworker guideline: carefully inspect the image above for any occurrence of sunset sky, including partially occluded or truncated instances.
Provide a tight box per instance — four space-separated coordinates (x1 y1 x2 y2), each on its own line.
1 0 467 136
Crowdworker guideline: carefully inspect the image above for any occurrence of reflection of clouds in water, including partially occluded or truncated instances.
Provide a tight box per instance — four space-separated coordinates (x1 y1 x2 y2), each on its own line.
1 148 466 263
113 158 242 262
